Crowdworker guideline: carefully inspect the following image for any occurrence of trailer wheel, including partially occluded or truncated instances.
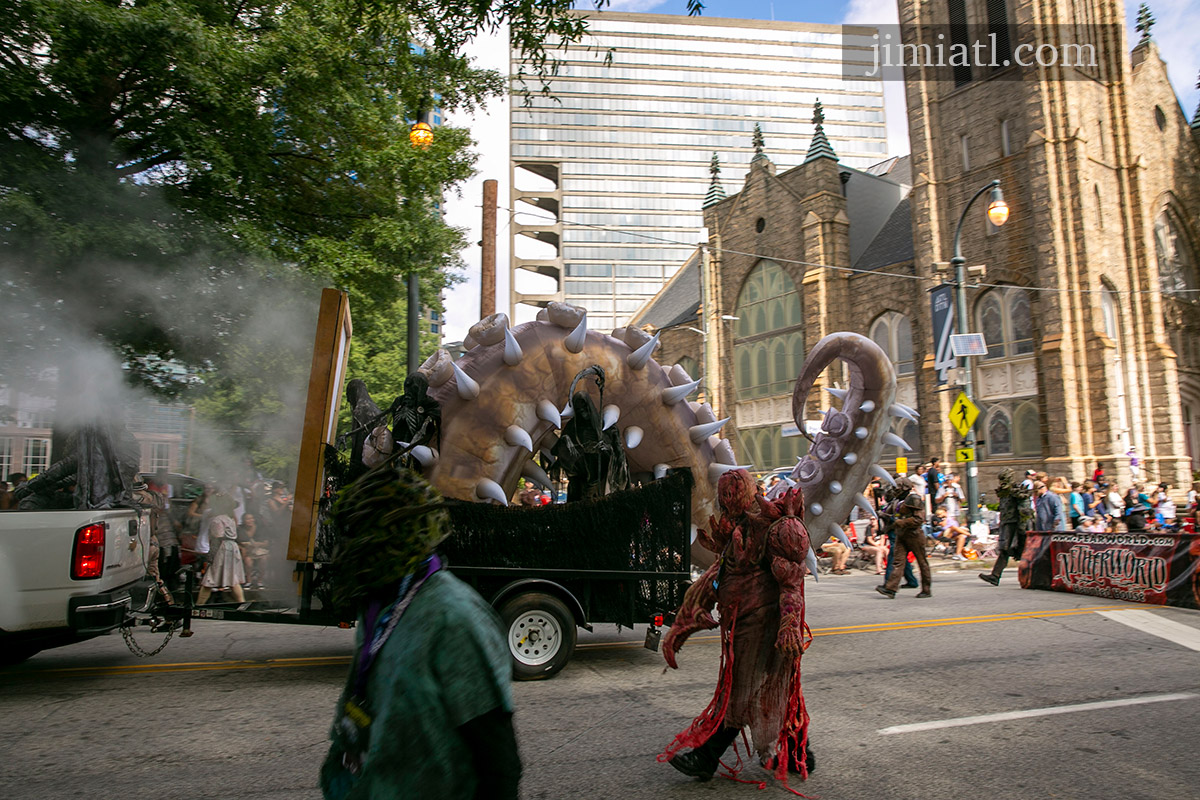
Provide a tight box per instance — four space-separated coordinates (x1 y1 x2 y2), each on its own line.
499 592 576 680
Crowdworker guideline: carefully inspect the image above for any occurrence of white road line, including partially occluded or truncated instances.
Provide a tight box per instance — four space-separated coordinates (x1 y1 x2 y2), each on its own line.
878 693 1198 735
1095 610 1200 652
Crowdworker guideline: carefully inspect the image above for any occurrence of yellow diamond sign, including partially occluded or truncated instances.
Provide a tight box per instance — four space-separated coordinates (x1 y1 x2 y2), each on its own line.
949 392 980 437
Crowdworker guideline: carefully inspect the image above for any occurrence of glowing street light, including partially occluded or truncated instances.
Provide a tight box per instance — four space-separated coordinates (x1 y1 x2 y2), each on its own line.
409 121 433 148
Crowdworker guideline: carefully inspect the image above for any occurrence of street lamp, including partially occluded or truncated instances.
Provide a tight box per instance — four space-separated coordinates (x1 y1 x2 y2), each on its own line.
405 115 435 372
951 179 1009 523
409 121 434 148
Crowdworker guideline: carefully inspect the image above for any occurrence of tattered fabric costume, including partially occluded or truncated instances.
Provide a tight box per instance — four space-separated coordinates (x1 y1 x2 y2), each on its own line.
660 469 814 791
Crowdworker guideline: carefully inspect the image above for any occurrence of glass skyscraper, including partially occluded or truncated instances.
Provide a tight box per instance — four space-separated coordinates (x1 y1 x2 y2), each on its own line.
509 11 887 331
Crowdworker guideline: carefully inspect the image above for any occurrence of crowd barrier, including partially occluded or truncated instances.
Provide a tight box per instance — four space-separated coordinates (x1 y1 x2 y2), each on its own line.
1019 525 1200 610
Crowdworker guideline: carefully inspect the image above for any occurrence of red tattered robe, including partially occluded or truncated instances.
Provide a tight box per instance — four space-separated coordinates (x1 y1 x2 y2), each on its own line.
660 470 813 786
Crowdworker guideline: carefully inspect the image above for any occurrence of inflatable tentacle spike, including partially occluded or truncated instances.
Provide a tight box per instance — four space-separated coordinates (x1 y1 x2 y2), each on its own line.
789 332 900 539
418 302 723 563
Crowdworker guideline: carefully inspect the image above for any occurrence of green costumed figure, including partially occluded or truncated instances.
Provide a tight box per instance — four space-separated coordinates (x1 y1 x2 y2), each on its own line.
320 465 520 800
980 468 1033 586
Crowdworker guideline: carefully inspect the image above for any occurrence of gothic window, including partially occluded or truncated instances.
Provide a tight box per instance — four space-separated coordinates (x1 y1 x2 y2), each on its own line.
733 260 803 401
975 287 1033 359
987 409 1013 456
1154 210 1198 296
1013 401 1040 457
869 311 915 375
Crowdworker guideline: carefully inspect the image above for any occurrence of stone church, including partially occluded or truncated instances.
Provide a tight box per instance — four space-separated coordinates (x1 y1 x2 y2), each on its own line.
633 0 1199 493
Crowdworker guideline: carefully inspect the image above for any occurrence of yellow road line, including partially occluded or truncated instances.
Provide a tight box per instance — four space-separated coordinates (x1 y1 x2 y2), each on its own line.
5 606 1113 678
577 606 1115 650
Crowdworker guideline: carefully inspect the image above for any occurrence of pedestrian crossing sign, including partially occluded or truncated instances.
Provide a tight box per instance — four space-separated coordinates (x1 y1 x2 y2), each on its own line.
949 392 979 437
955 447 975 463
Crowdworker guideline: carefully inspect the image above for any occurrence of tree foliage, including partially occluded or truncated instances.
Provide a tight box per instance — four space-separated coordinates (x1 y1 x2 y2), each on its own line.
0 0 699 473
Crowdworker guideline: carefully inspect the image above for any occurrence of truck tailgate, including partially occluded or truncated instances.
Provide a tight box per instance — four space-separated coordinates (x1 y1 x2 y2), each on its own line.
0 509 151 633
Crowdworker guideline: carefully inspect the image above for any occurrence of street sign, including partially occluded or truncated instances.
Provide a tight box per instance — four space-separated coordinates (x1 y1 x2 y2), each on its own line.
949 391 980 437
955 447 975 463
780 422 801 438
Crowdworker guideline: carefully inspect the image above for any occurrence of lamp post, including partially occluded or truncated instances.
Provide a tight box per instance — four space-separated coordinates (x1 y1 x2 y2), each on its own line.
406 116 434 373
950 179 1009 523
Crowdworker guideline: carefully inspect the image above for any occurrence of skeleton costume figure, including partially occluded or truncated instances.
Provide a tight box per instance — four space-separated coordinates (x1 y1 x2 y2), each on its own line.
659 469 814 788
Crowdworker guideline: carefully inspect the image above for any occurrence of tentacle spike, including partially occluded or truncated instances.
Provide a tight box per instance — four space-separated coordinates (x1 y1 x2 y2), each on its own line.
859 400 876 413
564 315 587 354
476 479 508 506
830 523 853 551
843 452 858 465
688 417 729 444
824 387 848 401
854 495 877 518
536 400 562 429
624 426 644 449
662 379 701 405
503 327 524 366
889 403 919 422
522 460 553 491
626 330 660 370
601 404 620 431
810 502 823 516
870 465 898 486
451 361 480 400
654 463 670 480
504 425 533 452
805 549 820 581
410 445 438 468
882 432 912 451
829 481 843 494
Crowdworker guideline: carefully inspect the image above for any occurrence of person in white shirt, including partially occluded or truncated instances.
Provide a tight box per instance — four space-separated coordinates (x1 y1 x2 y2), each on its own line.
936 474 965 525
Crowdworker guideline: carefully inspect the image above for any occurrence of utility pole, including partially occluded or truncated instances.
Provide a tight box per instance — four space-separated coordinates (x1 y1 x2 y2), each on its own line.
481 179 497 318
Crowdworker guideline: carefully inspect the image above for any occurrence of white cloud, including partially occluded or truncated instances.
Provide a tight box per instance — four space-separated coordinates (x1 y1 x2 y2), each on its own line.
840 0 910 157
441 27 512 342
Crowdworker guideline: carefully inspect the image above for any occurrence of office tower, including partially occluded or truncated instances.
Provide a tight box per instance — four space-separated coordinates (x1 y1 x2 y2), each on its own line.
509 11 887 331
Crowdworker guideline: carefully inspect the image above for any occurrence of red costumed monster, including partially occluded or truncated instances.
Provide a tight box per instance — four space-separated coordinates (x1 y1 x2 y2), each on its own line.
659 468 814 790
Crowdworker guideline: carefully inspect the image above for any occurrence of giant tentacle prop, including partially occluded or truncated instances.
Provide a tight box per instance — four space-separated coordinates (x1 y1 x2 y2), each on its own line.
787 332 909 569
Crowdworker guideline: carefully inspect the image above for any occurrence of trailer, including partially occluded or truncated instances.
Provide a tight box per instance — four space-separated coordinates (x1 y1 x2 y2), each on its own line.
130 289 693 679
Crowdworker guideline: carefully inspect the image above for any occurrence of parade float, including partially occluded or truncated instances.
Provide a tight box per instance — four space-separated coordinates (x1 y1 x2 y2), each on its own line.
130 289 913 678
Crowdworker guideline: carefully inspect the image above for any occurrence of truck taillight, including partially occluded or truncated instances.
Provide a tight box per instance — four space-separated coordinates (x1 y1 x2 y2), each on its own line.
72 523 106 579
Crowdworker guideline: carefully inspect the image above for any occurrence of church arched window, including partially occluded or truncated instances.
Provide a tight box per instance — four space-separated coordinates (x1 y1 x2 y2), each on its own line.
975 286 1034 359
868 311 914 375
1155 209 1198 296
733 260 803 401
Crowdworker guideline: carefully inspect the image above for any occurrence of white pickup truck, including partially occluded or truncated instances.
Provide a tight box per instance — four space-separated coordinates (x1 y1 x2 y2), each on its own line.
0 508 153 664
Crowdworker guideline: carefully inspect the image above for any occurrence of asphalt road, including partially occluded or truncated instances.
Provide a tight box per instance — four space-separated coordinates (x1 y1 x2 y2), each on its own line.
3 566 1199 800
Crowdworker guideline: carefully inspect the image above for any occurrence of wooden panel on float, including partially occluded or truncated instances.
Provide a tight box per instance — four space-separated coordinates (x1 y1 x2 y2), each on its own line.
288 288 352 562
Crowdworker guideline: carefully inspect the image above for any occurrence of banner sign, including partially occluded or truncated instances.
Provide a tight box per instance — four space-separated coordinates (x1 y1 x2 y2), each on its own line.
1019 529 1200 609
929 284 956 385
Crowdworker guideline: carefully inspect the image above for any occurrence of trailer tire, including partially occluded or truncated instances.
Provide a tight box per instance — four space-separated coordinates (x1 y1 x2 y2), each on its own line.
498 592 576 681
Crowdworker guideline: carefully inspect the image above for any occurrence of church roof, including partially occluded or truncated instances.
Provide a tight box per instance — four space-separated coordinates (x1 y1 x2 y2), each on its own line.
627 248 702 330
854 196 914 271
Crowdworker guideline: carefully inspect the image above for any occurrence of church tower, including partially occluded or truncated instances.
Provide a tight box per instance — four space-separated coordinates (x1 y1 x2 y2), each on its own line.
899 0 1200 487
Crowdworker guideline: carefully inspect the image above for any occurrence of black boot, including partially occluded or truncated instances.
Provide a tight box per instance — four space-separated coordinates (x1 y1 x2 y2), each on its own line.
669 726 739 781
668 750 717 781
979 573 1000 586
